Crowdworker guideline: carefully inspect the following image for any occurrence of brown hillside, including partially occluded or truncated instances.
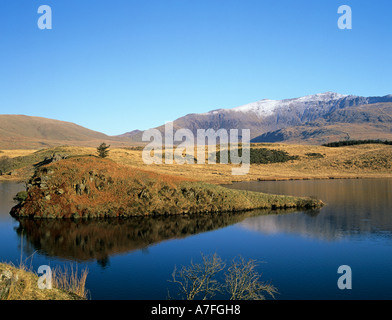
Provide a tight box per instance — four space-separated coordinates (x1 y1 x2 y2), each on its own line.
0 115 136 149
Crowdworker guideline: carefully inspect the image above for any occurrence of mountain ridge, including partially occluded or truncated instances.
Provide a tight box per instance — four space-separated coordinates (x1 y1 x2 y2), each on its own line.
124 91 392 144
2 92 392 149
127 91 392 144
0 114 136 149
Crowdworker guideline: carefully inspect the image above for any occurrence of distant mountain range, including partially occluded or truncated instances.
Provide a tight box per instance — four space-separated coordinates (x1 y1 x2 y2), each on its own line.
124 92 392 144
1 92 392 149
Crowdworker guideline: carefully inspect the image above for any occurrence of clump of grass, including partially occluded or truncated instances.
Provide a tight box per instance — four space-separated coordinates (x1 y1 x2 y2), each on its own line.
305 152 324 159
13 191 28 204
121 146 144 151
0 262 88 300
52 264 89 299
0 156 13 175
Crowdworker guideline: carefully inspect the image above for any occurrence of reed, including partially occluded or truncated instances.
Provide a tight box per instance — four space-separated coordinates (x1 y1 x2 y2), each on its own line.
51 264 89 299
0 261 88 300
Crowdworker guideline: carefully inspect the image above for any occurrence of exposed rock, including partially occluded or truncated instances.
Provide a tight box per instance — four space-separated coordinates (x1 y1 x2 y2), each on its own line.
0 269 18 299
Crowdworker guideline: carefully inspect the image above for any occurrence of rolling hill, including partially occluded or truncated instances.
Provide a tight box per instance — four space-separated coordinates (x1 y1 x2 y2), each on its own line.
0 115 134 149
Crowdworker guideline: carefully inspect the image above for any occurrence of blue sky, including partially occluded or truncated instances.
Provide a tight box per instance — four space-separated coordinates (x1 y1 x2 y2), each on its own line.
0 0 391 135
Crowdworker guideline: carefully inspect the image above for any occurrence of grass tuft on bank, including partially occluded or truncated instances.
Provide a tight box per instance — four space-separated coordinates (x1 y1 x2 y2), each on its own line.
0 262 88 300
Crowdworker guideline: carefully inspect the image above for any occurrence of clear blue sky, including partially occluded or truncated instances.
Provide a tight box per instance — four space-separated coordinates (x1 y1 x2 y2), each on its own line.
0 0 391 135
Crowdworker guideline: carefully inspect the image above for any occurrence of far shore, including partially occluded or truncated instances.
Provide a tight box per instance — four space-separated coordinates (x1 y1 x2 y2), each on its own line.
1 143 392 185
6 173 392 184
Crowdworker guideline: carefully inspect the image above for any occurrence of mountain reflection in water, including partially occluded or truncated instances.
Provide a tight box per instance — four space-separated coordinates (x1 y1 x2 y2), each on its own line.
225 179 392 241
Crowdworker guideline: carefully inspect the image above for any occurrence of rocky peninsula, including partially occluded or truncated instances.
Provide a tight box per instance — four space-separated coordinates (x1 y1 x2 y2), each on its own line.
10 156 323 219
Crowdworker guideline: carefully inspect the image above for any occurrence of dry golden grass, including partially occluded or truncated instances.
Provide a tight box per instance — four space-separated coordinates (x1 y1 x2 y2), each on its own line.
0 262 88 300
106 143 392 184
51 264 89 299
2 143 392 184
0 149 37 158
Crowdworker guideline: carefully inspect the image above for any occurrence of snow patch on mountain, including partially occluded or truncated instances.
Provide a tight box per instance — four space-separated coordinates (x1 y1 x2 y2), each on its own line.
184 92 392 126
231 99 279 116
230 92 351 117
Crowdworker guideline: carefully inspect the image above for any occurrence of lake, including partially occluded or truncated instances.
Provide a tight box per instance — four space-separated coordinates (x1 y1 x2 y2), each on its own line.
1 178 392 300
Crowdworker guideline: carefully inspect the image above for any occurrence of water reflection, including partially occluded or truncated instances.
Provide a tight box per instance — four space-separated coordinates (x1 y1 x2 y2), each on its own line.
9 179 392 269
0 181 25 220
226 179 392 241
14 208 304 264
3 179 392 300
238 211 350 240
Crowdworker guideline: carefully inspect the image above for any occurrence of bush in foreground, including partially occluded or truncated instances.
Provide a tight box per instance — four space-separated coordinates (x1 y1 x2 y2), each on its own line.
168 253 277 300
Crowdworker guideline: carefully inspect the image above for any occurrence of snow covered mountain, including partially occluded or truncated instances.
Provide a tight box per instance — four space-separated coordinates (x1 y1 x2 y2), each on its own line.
124 92 392 144
229 92 349 116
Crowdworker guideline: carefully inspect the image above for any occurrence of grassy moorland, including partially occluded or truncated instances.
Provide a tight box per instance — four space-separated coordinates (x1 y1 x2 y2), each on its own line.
1 143 391 184
129 143 392 183
0 262 88 300
10 156 321 219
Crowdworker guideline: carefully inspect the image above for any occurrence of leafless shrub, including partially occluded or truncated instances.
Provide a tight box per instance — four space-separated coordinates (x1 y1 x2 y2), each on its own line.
168 253 278 300
169 253 225 300
225 256 277 300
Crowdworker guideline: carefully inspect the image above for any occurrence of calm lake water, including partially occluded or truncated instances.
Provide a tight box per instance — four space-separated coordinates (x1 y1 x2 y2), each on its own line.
1 178 392 300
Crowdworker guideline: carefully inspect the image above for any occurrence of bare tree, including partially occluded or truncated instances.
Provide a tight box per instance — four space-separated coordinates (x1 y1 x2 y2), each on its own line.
169 253 225 300
225 256 277 300
168 253 278 300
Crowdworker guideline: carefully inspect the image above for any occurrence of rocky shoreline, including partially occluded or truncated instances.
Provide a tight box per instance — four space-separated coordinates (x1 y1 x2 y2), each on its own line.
10 156 323 219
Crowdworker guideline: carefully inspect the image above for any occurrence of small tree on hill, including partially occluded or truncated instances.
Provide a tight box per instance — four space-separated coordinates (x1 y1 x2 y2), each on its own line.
97 143 110 158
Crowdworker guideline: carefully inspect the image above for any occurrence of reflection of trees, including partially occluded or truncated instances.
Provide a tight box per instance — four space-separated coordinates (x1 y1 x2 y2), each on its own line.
15 209 300 263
